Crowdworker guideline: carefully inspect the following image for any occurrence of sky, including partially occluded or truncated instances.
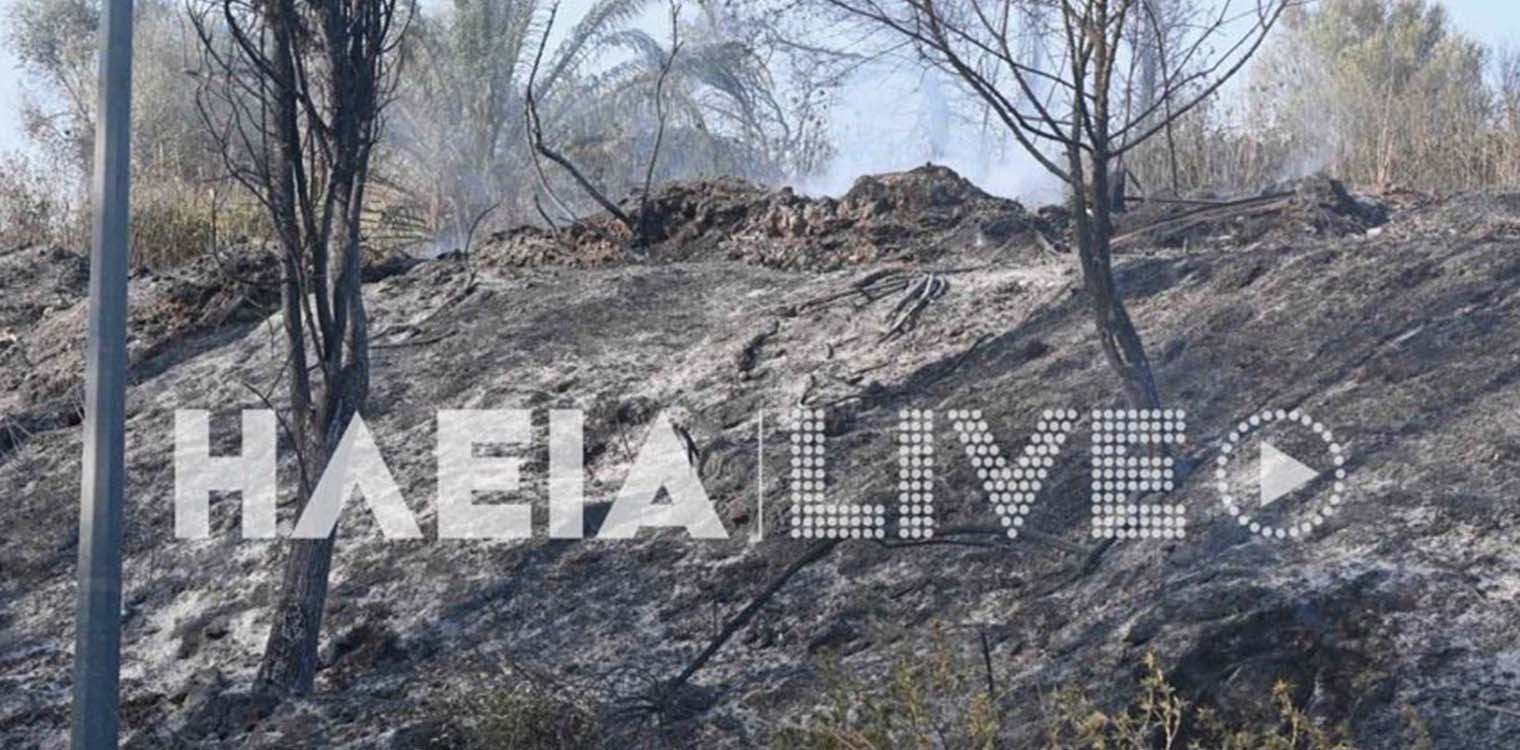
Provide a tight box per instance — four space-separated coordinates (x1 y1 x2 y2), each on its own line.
1443 0 1520 50
0 0 22 152
0 0 1515 196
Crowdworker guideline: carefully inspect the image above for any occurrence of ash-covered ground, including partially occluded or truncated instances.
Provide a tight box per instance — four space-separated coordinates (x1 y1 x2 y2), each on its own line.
2 166 1519 748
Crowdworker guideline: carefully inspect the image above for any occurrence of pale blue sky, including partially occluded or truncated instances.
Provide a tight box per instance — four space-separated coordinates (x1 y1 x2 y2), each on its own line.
1442 0 1519 50
0 0 1514 166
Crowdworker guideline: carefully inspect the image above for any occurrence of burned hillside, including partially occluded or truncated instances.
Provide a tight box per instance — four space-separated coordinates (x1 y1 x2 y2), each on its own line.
2 167 1520 749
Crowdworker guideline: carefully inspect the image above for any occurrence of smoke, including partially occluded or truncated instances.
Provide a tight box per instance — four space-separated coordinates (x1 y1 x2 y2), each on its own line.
795 60 1066 204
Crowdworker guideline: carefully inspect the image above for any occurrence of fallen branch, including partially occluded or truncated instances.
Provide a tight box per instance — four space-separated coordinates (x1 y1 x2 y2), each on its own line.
881 273 948 341
1473 702 1520 721
647 539 840 714
822 331 993 409
793 270 911 313
525 10 634 232
979 629 997 699
372 330 456 350
791 265 989 315
1112 191 1293 248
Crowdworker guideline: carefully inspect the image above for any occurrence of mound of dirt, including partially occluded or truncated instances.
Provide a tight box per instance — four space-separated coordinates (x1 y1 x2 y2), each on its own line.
1 241 422 424
1114 176 1391 251
0 246 281 413
480 164 1055 270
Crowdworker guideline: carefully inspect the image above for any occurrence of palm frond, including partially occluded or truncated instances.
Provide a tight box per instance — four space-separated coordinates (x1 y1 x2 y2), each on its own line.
540 0 654 96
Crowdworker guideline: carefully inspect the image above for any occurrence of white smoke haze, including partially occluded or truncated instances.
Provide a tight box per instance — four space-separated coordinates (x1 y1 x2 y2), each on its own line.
797 60 1066 204
533 0 1071 205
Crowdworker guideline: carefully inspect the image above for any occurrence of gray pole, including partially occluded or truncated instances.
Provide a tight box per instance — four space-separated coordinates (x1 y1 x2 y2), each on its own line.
72 0 133 747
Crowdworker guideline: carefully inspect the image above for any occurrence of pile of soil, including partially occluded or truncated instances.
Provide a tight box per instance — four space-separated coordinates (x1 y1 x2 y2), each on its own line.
1114 176 1391 250
480 164 1054 270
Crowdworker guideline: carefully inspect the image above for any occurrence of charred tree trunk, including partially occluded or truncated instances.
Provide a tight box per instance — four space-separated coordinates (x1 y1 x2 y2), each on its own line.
1072 196 1161 411
1068 13 1162 412
257 2 381 692
1109 156 1129 214
258 370 365 693
257 527 337 692
191 0 397 697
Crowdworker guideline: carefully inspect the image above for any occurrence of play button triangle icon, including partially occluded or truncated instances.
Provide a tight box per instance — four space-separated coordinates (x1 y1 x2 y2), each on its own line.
1259 442 1319 507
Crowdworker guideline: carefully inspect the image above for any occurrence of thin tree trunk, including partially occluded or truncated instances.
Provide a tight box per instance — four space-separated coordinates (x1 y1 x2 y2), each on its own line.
1074 221 1162 411
254 0 376 696
1068 17 1163 413
257 530 337 692
191 0 395 699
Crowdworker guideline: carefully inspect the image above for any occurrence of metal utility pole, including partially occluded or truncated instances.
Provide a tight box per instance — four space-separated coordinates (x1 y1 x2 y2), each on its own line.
72 0 133 747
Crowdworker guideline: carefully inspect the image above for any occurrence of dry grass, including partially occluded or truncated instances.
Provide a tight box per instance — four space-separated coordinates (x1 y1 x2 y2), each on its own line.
775 638 1360 750
130 185 268 270
440 662 602 750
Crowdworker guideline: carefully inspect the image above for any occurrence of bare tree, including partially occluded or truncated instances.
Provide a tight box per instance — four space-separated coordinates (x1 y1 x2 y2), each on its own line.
5 0 99 174
190 0 411 695
1500 47 1520 187
826 0 1289 409
525 0 683 247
